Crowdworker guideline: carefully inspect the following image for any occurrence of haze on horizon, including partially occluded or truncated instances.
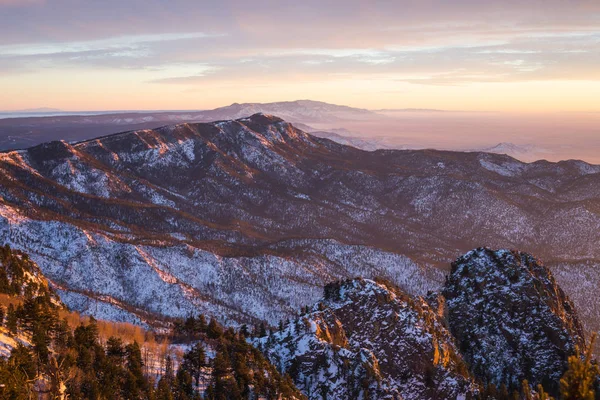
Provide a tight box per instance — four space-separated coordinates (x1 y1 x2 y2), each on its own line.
1 0 599 113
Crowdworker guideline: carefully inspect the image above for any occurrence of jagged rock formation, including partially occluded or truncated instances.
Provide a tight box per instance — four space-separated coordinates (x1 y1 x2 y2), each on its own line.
0 113 599 339
256 278 474 400
443 248 585 395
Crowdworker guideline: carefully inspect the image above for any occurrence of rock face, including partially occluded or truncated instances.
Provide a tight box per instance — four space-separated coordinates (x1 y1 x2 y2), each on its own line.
443 248 585 394
256 278 474 400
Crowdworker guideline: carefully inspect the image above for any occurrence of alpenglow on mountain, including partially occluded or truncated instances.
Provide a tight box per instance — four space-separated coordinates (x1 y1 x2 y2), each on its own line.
1 244 591 398
256 248 586 399
0 113 599 343
0 100 377 151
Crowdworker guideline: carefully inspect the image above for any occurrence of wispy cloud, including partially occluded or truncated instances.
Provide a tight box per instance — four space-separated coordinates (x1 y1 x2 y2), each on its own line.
0 32 220 56
0 0 598 110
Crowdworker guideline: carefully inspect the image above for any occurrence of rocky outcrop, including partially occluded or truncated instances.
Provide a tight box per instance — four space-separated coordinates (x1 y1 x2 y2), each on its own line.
443 247 585 394
256 278 474 400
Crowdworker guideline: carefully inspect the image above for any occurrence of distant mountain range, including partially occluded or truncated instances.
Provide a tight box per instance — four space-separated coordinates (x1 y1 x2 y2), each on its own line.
206 100 376 123
0 100 565 164
0 113 599 353
0 100 378 151
373 108 447 112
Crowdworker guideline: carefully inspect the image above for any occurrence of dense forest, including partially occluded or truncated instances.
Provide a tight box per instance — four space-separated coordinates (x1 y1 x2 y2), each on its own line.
0 244 301 399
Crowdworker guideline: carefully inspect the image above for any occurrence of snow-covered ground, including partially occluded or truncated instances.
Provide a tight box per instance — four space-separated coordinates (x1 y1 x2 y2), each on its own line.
0 208 442 327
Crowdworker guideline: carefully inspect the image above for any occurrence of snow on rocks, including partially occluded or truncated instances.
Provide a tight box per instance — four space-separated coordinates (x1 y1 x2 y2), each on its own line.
443 247 585 395
255 278 474 400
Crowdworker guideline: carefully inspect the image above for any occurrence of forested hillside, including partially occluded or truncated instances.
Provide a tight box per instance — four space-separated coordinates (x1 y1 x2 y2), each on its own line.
0 245 302 399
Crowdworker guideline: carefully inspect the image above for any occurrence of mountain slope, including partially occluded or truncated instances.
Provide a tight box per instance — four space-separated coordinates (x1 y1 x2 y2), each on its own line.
0 244 64 360
0 245 305 399
0 114 599 338
0 100 378 151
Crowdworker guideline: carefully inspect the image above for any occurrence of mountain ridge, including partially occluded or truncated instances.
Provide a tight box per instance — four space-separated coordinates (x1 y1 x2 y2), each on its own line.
257 248 588 399
0 114 599 349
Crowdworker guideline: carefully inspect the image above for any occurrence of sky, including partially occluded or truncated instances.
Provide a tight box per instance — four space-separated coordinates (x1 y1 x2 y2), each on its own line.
0 0 599 112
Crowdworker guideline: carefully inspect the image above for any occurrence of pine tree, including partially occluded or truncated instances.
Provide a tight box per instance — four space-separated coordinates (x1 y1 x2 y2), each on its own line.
106 336 126 364
6 303 17 334
2 344 36 398
184 315 197 339
522 379 533 400
560 334 598 400
259 322 267 338
499 384 510 399
207 318 224 339
176 368 194 399
156 376 175 400
124 341 148 398
52 318 72 350
182 342 206 387
196 314 207 332
205 384 215 400
9 343 36 380
213 348 233 399
32 323 50 364
164 354 174 383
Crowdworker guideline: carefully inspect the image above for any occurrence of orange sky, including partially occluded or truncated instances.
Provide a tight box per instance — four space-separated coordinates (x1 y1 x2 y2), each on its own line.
1 1 599 112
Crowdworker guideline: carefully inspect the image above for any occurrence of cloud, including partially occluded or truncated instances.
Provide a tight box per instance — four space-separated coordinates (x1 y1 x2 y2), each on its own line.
0 0 44 5
0 32 219 57
0 0 599 110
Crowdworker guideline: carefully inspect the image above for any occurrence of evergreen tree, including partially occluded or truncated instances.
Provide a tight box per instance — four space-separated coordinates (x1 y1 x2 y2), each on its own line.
536 384 553 400
213 347 233 399
196 314 207 332
184 315 197 339
259 322 267 338
53 318 72 350
522 379 533 400
32 323 51 365
164 354 174 382
6 303 17 334
207 318 224 339
125 340 148 397
182 342 206 387
560 335 599 400
157 376 175 400
176 368 194 399
1 344 36 398
106 336 126 364
9 343 36 380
